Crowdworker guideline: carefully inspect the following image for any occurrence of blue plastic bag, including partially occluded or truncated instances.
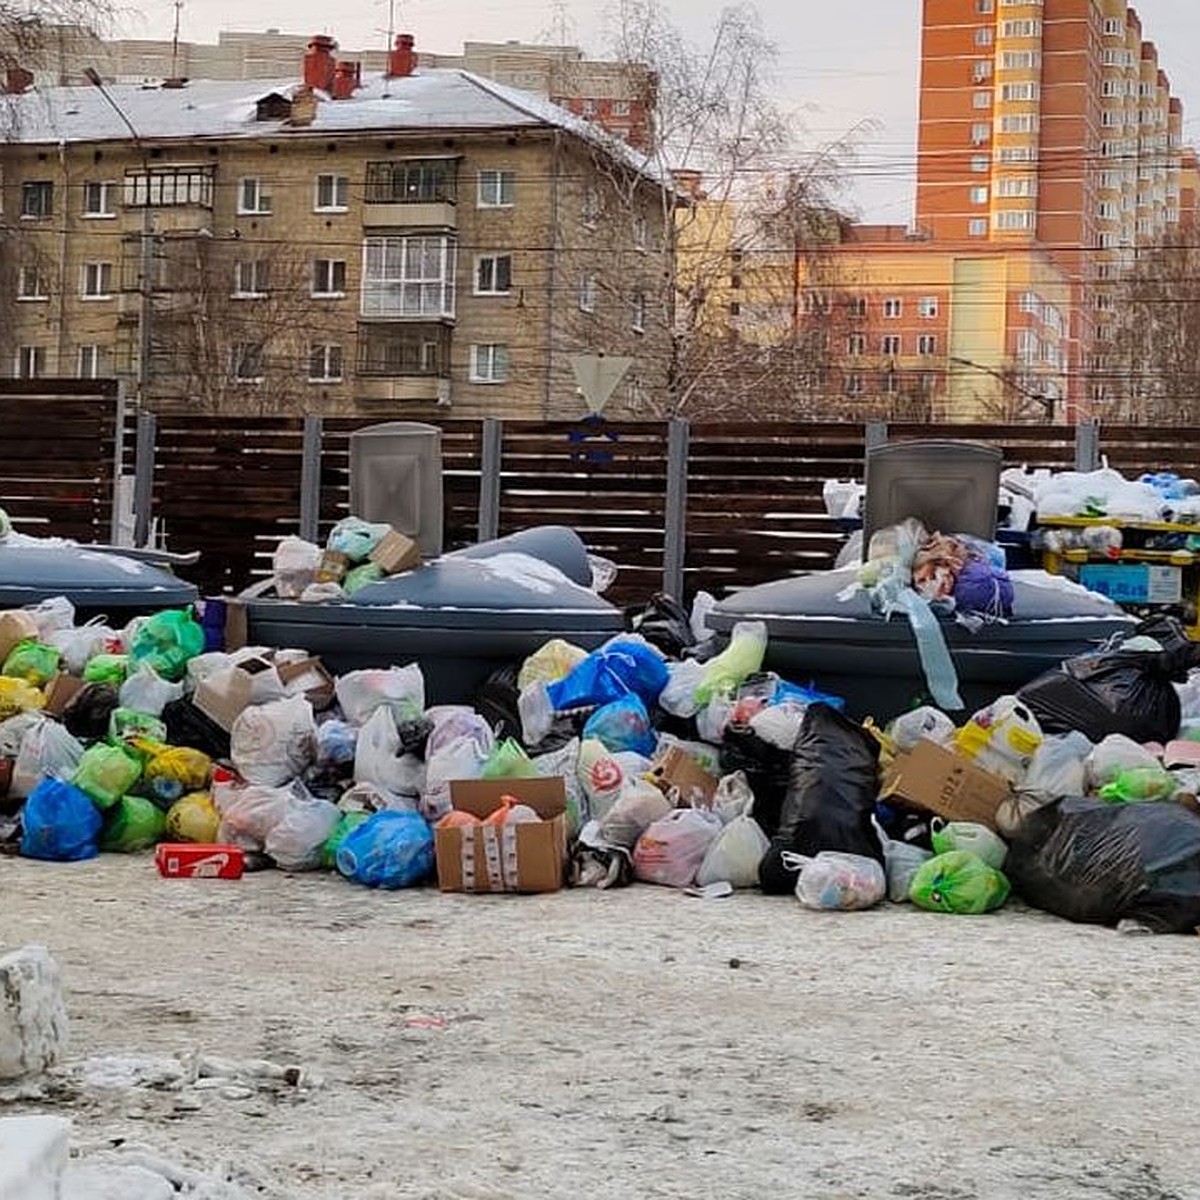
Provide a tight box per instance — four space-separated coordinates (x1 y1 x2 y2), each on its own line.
546 639 669 712
335 810 434 889
20 778 103 862
773 679 846 712
583 694 658 758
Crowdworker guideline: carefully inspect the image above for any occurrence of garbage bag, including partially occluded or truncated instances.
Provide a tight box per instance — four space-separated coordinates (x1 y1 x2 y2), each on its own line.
129 609 205 682
273 536 322 599
0 711 42 758
658 658 708 719
1086 734 1159 790
1 641 59 686
473 662 579 752
119 665 184 718
594 779 672 851
481 737 538 781
321 811 369 869
695 802 770 888
339 781 416 815
83 654 128 686
544 638 669 713
345 562 385 595
712 770 756 825
719 724 793 838
532 738 586 837
632 807 723 888
100 794 166 852
25 596 75 639
1099 766 1176 804
582 693 657 758
1021 732 1093 804
165 791 220 843
759 704 882 895
71 743 142 810
216 782 300 851
108 708 168 749
0 609 39 659
518 639 588 692
793 852 886 911
231 695 317 787
354 707 425 796
11 717 85 799
61 683 119 742
627 593 699 658
421 733 486 824
143 747 213 805
930 819 1008 869
160 698 231 761
1006 796 1200 932
888 706 957 754
0 677 46 721
264 792 340 871
693 622 768 707
335 665 425 726
315 719 358 767
46 622 117 677
576 738 631 821
327 517 392 564
909 851 1010 915
20 778 102 862
336 809 434 888
881 835 933 903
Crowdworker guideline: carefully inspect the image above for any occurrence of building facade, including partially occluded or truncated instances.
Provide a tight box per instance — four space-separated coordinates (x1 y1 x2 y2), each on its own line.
0 43 672 419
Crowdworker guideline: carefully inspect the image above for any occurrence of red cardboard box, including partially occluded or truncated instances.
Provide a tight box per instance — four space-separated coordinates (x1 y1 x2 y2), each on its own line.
155 843 245 880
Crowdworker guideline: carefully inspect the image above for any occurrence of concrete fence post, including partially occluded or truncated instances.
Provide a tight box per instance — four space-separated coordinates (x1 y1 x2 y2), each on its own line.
663 417 690 600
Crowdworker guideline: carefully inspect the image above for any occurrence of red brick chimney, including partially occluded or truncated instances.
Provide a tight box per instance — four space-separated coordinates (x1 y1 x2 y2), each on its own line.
330 59 360 100
386 33 416 79
304 34 337 93
3 66 34 95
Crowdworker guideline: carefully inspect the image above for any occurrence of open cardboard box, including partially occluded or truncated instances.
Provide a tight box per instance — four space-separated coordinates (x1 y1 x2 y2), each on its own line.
369 529 423 575
42 673 85 718
649 745 719 808
192 655 280 732
436 777 568 894
277 656 335 711
880 738 1012 832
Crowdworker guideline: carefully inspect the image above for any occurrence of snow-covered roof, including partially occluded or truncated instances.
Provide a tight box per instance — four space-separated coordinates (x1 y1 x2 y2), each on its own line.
2 68 669 186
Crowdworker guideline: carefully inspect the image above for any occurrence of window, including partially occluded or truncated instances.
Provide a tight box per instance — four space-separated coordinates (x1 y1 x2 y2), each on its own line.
999 146 1033 162
1001 82 1039 102
1103 16 1122 35
469 343 509 383
358 324 451 377
231 343 265 382
233 260 269 298
920 373 938 394
1101 80 1122 98
237 177 271 215
1020 291 1041 315
969 217 988 236
581 186 601 226
1001 19 1041 37
15 346 45 379
1001 51 1041 70
579 275 597 313
308 344 343 382
475 254 513 295
997 176 1036 197
977 0 994 12
918 296 938 318
998 114 1038 133
995 209 1035 230
973 61 992 82
581 98 597 116
918 334 937 356
633 213 648 251
366 160 456 204
973 90 992 109
81 262 114 299
17 266 47 300
361 235 457 318
124 166 214 208
729 301 741 317
20 181 52 219
77 345 105 378
881 335 901 356
970 185 989 205
82 181 115 217
847 333 866 356
612 99 631 117
1016 330 1038 362
1101 109 1121 128
311 259 347 297
632 289 646 333
477 169 515 208
883 370 900 395
844 372 865 396
975 28 993 47
848 296 867 318
971 154 990 173
971 122 990 146
314 173 349 211
1097 200 1117 220
883 298 902 319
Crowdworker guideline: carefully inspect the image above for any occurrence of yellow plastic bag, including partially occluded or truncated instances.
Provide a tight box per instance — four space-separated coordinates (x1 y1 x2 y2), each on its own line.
144 746 213 804
518 639 588 691
0 676 47 721
165 791 220 843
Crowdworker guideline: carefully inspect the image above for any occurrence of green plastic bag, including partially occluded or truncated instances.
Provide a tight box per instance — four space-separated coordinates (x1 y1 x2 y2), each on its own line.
108 708 168 749
72 743 142 810
84 654 129 685
693 621 767 706
129 609 204 683
100 794 166 852
2 641 61 687
1099 766 1177 805
481 737 537 780
909 850 1010 915
321 811 369 870
344 562 385 595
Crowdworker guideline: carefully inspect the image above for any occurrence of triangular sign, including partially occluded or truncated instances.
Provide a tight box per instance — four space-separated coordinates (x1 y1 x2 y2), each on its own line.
569 354 633 416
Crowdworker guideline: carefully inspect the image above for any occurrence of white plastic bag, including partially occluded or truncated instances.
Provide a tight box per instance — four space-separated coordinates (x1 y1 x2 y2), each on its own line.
340 781 417 815
632 808 723 888
119 664 184 717
0 711 43 758
1086 734 1158 790
577 738 629 821
658 658 707 719
749 702 807 751
421 734 486 822
12 717 85 799
25 596 75 639
230 695 316 787
1022 731 1093 802
46 620 115 676
695 805 769 888
888 706 957 753
216 783 299 850
272 536 322 600
595 779 672 851
695 693 734 743
793 852 886 911
1176 670 1200 724
264 793 340 871
335 665 425 726
930 818 1008 870
354 707 425 797
712 771 756 825
185 652 233 693
532 738 587 836
881 839 933 904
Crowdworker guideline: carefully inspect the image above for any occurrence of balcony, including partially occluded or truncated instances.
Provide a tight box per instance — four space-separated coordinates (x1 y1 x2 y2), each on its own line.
356 322 451 401
363 201 457 230
363 158 459 230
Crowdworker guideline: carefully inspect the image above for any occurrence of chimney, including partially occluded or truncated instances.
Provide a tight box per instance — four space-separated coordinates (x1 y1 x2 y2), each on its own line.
331 60 360 100
3 66 34 95
304 34 337 93
386 33 416 79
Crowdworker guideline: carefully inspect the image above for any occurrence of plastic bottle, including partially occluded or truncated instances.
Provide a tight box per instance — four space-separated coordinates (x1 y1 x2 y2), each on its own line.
954 696 1043 785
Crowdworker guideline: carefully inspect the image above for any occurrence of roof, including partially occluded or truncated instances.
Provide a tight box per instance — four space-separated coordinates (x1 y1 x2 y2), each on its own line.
1 67 669 186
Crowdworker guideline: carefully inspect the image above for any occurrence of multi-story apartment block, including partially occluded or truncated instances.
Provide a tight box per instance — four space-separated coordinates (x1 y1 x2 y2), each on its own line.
0 36 672 418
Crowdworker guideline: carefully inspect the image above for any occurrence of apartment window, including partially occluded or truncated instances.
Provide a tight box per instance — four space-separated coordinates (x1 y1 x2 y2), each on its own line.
1020 291 1040 315
469 343 509 383
844 372 865 396
124 166 214 208
973 61 992 82
308 344 343 382
995 209 1035 230
77 345 106 378
581 98 597 116
971 154 990 173
918 296 938 318
970 185 989 205
612 99 631 117
973 90 991 109
358 324 450 377
998 114 1038 133
1001 82 1039 102
848 296 867 318
997 176 1036 197
969 217 988 237
1001 51 1041 70
81 262 114 299
233 260 269 298
971 122 990 146
1101 80 1122 98
366 160 456 204
231 343 265 382
883 298 901 319
475 253 512 295
632 289 647 333
579 275 597 313
20 181 52 219
314 173 349 211
1103 17 1122 35
17 266 47 301
974 28 993 47
633 213 648 251
1101 49 1123 67
15 346 45 379
361 235 457 318
1101 109 1121 128
581 186 602 226
1097 201 1117 220
918 334 937 356
881 335 901 356
847 333 866 356
999 146 1033 163
477 169 515 208
1001 19 1041 37
237 177 271 215
1016 330 1038 361
883 371 900 395
1000 0 1039 5
976 0 994 11
311 259 347 297
82 181 115 218
729 301 741 317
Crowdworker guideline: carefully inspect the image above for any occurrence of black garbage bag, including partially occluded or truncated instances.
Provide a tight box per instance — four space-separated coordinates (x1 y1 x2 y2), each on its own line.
626 593 697 658
759 703 883 895
1006 796 1200 933
720 723 793 838
61 683 120 743
1018 615 1199 745
473 662 581 752
160 698 231 761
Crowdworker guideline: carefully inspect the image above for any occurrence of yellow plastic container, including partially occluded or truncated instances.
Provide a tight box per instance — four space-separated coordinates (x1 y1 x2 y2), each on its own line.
954 696 1043 786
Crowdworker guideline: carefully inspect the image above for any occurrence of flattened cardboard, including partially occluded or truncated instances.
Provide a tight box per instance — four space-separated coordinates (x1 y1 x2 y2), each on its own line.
43 673 84 718
649 745 719 808
276 656 335 711
369 529 423 576
881 738 1011 832
437 777 568 894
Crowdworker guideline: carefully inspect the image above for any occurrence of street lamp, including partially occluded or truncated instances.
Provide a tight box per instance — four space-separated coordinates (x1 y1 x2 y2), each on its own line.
949 355 1055 421
84 68 154 411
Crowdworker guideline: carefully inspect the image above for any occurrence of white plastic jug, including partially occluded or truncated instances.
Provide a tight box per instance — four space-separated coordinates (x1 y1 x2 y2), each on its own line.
954 695 1042 785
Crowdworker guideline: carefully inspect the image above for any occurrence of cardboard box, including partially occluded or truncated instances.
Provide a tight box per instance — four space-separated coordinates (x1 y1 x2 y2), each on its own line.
192 656 280 731
315 550 350 584
0 610 38 664
223 599 249 653
880 739 1012 832
42 674 84 718
277 656 335 711
436 778 568 894
155 843 245 880
369 529 423 576
649 745 719 808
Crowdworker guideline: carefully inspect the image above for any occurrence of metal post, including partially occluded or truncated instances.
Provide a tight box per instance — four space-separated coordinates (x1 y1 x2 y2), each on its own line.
662 417 689 600
132 409 157 548
1075 419 1100 472
299 415 323 543
478 417 503 542
138 205 154 408
109 380 128 544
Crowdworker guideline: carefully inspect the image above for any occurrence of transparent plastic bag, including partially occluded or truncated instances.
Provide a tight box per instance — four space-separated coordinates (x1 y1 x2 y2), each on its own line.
1099 766 1177 804
47 621 116 676
888 706 958 754
144 746 213 805
327 517 391 564
658 658 707 719
532 738 586 837
11 717 85 799
421 734 485 823
82 653 128 686
335 664 425 726
595 779 672 851
316 719 359 767
128 609 205 682
231 695 317 787
1022 731 1093 803
0 676 46 721
216 782 301 851
119 665 184 718
0 710 43 758
792 851 886 911
518 639 588 692
264 792 340 871
273 536 322 599
481 737 537 781
2 640 61 686
25 596 75 639
929 819 1008 869
354 706 425 796
632 808 723 888
695 807 770 888
576 737 628 821
582 693 657 758
695 692 734 743
881 837 933 903
1087 734 1159 790
909 850 1010 915
712 770 756 825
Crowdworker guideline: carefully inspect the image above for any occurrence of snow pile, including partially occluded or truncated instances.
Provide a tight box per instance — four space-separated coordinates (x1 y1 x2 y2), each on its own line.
0 946 69 1081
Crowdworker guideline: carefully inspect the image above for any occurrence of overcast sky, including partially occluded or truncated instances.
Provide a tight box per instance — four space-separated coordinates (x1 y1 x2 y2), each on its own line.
117 0 1200 223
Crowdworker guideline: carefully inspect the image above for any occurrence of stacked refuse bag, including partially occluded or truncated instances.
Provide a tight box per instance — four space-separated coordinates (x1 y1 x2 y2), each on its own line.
6 582 1200 934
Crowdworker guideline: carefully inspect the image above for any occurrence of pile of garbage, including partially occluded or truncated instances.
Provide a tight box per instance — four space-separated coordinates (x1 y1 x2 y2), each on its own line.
5 582 1200 934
